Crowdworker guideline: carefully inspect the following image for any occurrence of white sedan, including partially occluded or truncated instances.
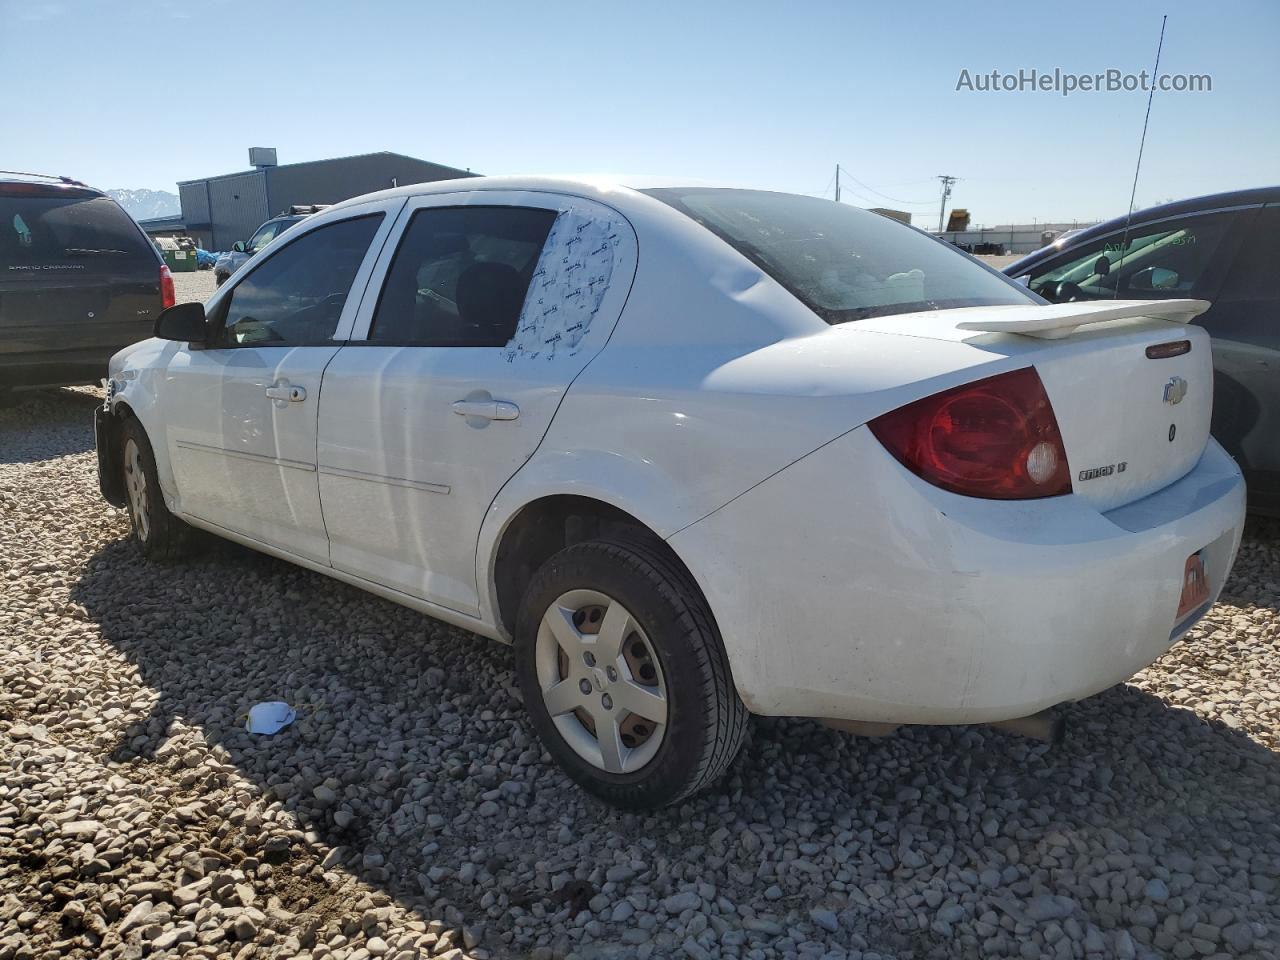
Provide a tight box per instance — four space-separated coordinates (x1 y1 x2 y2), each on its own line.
95 176 1245 808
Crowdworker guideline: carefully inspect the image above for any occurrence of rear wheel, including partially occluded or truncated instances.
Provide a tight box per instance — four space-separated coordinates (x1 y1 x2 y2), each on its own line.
515 539 748 808
121 417 192 562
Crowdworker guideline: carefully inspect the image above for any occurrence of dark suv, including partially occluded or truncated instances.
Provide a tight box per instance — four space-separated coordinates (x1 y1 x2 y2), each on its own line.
1006 186 1280 516
1 172 173 399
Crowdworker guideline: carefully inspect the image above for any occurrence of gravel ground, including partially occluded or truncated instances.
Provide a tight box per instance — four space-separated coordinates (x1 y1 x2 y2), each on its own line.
1 390 1278 960
171 269 218 306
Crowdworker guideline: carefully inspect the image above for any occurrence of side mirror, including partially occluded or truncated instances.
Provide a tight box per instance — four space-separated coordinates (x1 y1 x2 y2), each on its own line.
232 241 246 253
1093 255 1111 277
1012 274 1031 287
154 301 208 343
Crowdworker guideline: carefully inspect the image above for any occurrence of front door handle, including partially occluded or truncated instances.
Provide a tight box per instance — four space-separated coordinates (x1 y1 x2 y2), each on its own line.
452 398 519 421
265 380 306 403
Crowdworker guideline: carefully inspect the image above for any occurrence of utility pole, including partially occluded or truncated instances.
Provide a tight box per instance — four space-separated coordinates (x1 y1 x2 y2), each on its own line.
936 175 958 232
835 164 841 203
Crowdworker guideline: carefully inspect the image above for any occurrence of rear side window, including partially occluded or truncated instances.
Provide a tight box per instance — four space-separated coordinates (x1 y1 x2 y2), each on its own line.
1 196 155 272
642 187 1036 323
217 214 383 347
369 206 557 346
1216 207 1280 303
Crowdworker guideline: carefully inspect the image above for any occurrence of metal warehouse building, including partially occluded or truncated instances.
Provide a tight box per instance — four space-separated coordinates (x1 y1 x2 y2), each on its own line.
176 149 477 250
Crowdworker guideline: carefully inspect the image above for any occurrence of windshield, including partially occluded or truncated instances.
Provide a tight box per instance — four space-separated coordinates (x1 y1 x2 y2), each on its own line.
643 188 1039 323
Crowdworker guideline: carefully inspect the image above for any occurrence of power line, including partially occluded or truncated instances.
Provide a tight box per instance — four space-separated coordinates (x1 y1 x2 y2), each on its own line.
819 168 836 200
836 166 935 206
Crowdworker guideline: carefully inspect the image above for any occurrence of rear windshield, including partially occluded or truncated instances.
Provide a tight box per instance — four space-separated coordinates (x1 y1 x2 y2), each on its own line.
642 188 1039 323
2 195 156 273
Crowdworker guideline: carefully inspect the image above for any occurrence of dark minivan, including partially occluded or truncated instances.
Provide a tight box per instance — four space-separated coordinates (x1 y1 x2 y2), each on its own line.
1006 187 1280 517
1 172 173 400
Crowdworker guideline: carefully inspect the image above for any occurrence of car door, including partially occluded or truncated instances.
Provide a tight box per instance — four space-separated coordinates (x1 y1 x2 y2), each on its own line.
1197 204 1280 507
161 201 402 562
316 191 637 616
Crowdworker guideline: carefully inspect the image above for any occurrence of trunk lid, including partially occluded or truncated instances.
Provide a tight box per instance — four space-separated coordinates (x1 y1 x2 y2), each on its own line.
848 301 1215 512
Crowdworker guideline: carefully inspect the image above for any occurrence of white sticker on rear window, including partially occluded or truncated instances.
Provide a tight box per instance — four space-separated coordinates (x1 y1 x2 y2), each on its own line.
504 209 624 361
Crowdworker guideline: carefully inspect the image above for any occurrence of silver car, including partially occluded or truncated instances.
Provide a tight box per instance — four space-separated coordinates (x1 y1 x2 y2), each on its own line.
213 208 324 286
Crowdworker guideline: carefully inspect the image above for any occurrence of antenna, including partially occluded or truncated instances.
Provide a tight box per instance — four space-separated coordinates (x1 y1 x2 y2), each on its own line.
1115 14 1168 298
936 175 958 232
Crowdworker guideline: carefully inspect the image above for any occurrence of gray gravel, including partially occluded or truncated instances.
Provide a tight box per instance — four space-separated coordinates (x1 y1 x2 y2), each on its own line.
171 268 218 306
1 387 1278 960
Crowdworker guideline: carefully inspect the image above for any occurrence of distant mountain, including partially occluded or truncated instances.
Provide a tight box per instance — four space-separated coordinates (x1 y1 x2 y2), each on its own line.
107 188 180 221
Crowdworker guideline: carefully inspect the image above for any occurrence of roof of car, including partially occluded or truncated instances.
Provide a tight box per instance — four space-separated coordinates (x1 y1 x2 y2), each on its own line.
0 170 103 196
324 174 734 216
1008 185 1280 271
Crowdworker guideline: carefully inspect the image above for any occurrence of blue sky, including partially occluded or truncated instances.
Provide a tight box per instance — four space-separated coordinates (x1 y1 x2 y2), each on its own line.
5 0 1276 226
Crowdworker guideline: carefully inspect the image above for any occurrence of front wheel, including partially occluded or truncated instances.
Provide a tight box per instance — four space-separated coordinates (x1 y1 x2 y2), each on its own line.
514 539 748 808
120 417 192 562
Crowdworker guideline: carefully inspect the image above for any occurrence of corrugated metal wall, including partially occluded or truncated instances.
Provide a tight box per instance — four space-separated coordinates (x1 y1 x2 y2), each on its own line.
178 155 478 252
266 155 475 211
178 182 210 226
205 172 269 250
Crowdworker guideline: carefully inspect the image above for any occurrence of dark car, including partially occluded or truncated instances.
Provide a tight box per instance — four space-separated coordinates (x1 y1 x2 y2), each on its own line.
1006 187 1280 516
1 172 173 399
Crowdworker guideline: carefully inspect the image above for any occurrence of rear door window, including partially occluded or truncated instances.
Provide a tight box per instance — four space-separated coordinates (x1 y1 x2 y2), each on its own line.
1 195 155 273
217 214 384 347
1215 206 1280 305
368 206 557 346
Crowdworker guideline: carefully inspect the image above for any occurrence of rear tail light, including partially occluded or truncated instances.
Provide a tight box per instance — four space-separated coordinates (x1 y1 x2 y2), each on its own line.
159 264 175 309
868 367 1072 499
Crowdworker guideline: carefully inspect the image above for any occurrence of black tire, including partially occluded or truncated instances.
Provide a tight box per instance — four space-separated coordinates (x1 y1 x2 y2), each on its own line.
515 538 748 808
215 272 227 287
120 416 192 562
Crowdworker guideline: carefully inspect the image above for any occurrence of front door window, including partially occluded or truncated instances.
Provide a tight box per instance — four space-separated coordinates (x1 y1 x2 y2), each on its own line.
1029 214 1233 302
216 214 383 347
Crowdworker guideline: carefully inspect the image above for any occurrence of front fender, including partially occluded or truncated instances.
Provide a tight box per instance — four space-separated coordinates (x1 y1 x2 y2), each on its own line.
106 338 184 510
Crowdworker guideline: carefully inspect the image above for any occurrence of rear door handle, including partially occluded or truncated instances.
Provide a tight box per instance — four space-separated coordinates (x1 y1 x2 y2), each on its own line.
452 399 519 421
265 380 306 402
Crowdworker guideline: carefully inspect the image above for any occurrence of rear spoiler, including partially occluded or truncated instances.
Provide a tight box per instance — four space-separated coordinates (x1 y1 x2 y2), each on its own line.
955 299 1209 340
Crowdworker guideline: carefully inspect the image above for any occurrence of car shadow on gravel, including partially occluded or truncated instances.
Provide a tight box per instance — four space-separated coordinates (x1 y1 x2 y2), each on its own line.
0 387 100 464
72 531 1280 958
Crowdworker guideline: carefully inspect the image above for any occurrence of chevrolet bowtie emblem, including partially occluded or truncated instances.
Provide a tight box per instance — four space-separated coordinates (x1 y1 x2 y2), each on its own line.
1163 376 1188 405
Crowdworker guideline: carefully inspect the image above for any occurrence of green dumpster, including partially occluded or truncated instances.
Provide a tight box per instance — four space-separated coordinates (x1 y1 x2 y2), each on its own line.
155 236 198 273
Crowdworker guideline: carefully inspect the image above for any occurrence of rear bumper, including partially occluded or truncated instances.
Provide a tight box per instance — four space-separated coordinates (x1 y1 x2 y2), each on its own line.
0 348 119 389
669 429 1246 725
